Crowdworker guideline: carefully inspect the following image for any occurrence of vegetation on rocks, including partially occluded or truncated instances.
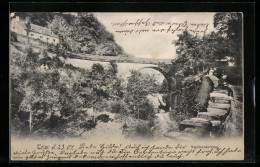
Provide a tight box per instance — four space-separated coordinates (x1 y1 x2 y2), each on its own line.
157 12 243 122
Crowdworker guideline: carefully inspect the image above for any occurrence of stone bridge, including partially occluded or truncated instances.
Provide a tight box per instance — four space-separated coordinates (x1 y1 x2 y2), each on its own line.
138 66 176 92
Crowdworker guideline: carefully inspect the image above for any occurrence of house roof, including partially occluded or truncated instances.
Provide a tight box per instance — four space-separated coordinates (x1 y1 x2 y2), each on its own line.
16 19 59 38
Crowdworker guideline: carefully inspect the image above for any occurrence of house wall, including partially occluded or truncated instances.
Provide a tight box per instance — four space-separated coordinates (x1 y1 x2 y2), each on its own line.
10 19 60 45
28 32 60 45
10 20 27 36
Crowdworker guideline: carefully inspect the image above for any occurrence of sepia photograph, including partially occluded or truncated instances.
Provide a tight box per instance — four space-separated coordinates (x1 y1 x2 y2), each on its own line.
10 12 244 161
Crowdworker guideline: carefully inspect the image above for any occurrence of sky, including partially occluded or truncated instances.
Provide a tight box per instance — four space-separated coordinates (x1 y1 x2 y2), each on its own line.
94 12 216 59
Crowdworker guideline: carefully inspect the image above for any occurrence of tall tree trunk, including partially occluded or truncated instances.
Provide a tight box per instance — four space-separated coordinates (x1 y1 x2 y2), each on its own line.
169 93 173 112
27 36 30 46
137 108 139 120
92 102 96 123
206 65 209 74
29 111 32 133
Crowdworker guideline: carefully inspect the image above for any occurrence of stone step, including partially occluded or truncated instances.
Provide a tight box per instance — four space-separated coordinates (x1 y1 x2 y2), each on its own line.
179 118 212 130
210 120 222 127
208 102 231 110
210 92 233 100
209 99 231 104
207 107 230 113
179 118 212 137
212 89 230 95
198 108 229 121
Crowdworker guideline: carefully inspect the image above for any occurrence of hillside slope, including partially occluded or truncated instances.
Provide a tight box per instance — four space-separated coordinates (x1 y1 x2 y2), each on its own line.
13 12 127 56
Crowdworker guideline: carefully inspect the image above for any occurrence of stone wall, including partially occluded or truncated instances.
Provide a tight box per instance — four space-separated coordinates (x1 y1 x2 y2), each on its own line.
179 76 233 137
169 75 214 122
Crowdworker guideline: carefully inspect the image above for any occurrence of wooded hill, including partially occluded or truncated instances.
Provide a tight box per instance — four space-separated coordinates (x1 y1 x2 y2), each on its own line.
12 12 127 57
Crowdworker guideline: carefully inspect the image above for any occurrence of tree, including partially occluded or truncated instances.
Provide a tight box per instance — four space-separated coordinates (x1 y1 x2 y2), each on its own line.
214 12 242 69
91 63 104 75
107 60 118 75
15 12 54 27
173 31 208 74
25 21 31 44
169 29 233 116
173 30 231 75
48 15 72 50
16 12 125 56
125 70 158 120
11 12 130 137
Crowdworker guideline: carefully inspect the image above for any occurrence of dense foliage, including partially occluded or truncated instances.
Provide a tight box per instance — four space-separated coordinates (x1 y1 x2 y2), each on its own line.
13 12 126 56
10 12 242 138
214 12 242 70
10 38 125 137
10 41 159 138
157 12 243 121
125 70 159 120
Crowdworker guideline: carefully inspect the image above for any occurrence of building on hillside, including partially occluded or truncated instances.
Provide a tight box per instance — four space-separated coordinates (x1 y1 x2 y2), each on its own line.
10 16 60 45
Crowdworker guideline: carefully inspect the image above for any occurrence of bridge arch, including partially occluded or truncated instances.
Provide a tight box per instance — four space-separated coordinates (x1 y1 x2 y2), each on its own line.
137 66 176 92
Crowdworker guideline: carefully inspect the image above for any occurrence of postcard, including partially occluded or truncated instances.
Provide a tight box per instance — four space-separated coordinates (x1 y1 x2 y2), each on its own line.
10 12 244 161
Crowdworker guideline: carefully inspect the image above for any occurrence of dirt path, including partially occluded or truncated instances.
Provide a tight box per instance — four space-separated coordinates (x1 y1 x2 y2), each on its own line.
80 112 126 141
154 109 176 137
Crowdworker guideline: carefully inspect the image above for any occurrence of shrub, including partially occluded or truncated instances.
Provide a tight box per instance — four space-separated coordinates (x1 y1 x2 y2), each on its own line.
135 121 153 137
81 45 95 54
26 47 39 63
110 100 129 115
170 112 191 123
96 114 110 123
215 65 242 85
159 79 168 93
11 32 18 42
183 66 195 77
80 120 97 130
136 99 155 120
91 63 104 74
94 99 110 112
57 48 67 59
